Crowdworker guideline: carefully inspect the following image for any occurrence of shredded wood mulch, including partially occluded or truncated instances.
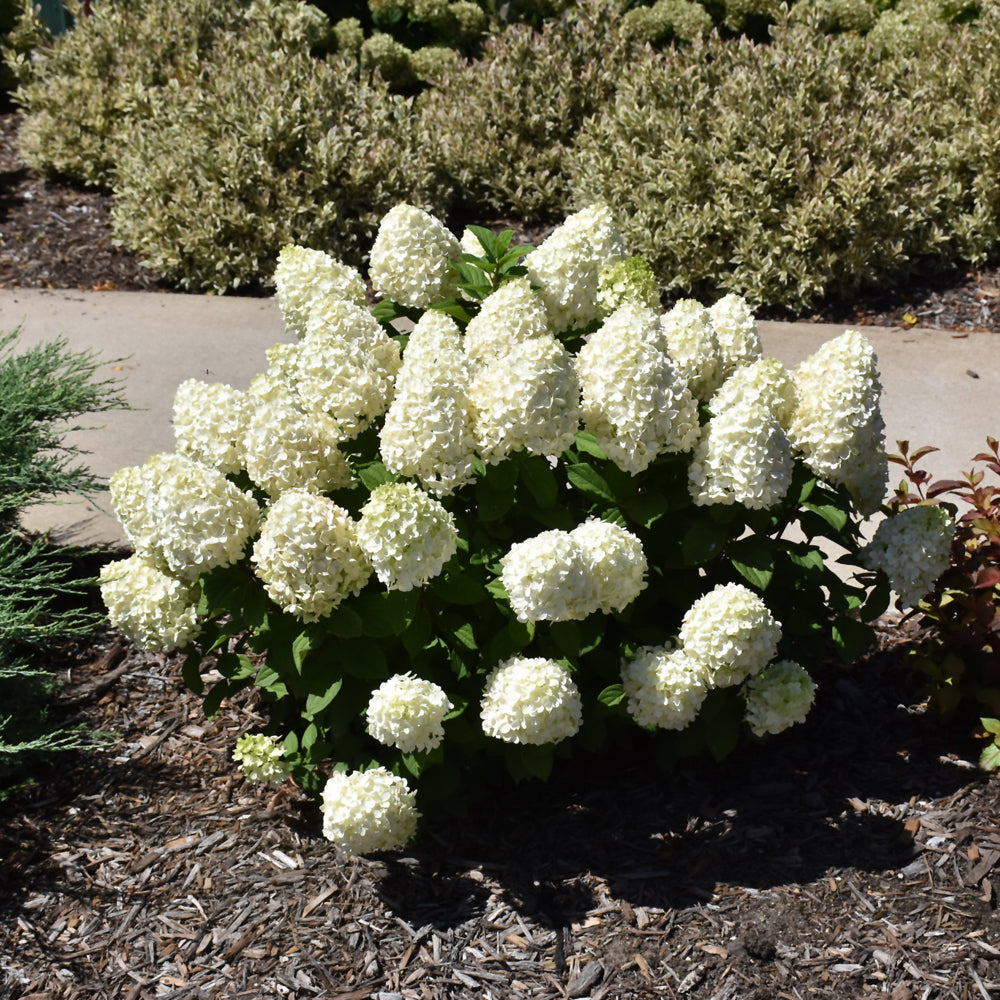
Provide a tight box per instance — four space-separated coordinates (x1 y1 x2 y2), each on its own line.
4 106 1000 999
3 612 1000 1000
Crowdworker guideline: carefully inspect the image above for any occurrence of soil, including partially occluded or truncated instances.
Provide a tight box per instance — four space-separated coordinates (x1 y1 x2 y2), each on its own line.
3 109 1000 1000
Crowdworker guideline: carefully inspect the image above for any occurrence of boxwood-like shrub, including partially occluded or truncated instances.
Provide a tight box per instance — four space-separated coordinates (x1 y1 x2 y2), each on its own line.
11 0 331 187
568 15 996 310
415 0 633 222
110 26 443 292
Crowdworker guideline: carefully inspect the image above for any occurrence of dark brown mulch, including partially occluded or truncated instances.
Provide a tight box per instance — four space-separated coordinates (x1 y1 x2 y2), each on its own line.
2 107 1000 334
4 106 1000 999
3 614 1000 999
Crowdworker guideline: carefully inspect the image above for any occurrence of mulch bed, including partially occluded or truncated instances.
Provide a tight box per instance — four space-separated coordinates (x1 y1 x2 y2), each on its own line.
3 108 1000 999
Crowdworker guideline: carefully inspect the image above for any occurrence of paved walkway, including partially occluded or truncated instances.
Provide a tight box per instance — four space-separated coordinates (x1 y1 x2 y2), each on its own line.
2 287 997 546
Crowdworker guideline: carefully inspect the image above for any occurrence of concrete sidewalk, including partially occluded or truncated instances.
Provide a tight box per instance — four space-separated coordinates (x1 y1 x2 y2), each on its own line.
2 287 997 547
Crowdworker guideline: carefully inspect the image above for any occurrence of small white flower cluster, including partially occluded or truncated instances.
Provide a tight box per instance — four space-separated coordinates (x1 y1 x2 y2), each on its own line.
708 357 796 429
480 656 583 745
500 518 647 623
688 399 794 509
788 329 887 516
368 204 461 309
525 204 626 333
596 256 659 314
708 293 764 383
659 299 722 402
173 378 249 475
296 297 402 440
470 334 582 465
109 452 259 582
251 488 371 622
463 277 550 368
99 553 201 651
861 504 954 609
621 644 711 730
232 733 292 786
366 672 453 754
678 582 782 688
356 482 458 591
379 311 477 495
744 660 817 737
244 377 353 496
577 302 700 474
320 767 419 854
273 244 367 338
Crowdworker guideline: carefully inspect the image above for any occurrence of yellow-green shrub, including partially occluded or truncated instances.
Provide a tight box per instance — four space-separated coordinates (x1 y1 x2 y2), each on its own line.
416 0 632 221
110 28 443 292
568 16 995 310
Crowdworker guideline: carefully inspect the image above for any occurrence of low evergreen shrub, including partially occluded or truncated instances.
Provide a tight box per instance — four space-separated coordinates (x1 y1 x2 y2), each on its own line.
416 0 633 222
568 16 995 310
110 26 443 292
0 327 127 798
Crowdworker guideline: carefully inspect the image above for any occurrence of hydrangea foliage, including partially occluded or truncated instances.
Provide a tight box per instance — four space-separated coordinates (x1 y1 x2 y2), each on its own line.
102 203 909 854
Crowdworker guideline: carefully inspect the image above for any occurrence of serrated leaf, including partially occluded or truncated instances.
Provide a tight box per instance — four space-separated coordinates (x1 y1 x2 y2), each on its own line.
574 430 608 460
357 461 397 491
979 741 1000 771
598 684 626 707
566 462 615 503
730 537 774 590
803 501 849 532
981 717 1000 736
465 224 497 258
304 678 342 719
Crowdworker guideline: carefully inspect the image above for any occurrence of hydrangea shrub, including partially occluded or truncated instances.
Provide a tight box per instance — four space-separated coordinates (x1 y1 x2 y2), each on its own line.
102 203 901 854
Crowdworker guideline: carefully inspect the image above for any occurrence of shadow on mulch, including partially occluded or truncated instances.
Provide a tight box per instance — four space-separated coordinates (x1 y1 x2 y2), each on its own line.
367 652 982 931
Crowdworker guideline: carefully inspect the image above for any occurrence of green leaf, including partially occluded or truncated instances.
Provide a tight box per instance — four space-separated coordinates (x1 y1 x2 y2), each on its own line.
566 463 615 504
255 663 289 700
465 224 497 258
357 461 397 491
803 501 849 533
598 684 626 707
449 620 478 651
484 618 534 664
681 519 729 566
323 603 364 638
292 628 322 674
430 299 474 323
304 678 342 720
182 651 204 696
730 536 775 590
355 589 418 638
216 651 255 681
202 680 231 718
624 490 670 529
338 638 389 680
831 616 874 663
574 431 608 460
980 740 1000 771
981 717 1000 736
520 456 559 508
433 567 488 605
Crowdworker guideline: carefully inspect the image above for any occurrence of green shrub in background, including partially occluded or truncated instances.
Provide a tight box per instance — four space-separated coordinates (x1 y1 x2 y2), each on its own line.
416 0 633 222
6 0 331 187
568 15 996 311
110 23 443 292
0 328 127 799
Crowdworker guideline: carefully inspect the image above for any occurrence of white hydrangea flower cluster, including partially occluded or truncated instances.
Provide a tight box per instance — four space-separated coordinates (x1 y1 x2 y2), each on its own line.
744 660 817 737
621 643 711 730
368 203 461 309
576 301 700 474
678 582 782 688
788 329 887 516
709 357 796 429
109 452 259 583
320 766 419 854
708 293 763 382
243 378 353 496
273 244 367 338
688 399 794 509
356 482 458 591
251 488 371 622
462 277 550 368
365 672 454 754
525 204 626 333
99 553 201 652
232 733 292 786
296 296 402 440
379 311 477 495
500 519 647 623
172 378 249 475
658 298 721 402
861 504 954 609
470 334 581 464
480 656 583 745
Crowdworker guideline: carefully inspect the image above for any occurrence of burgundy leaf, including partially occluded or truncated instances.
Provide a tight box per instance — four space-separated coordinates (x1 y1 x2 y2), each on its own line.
927 479 968 497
